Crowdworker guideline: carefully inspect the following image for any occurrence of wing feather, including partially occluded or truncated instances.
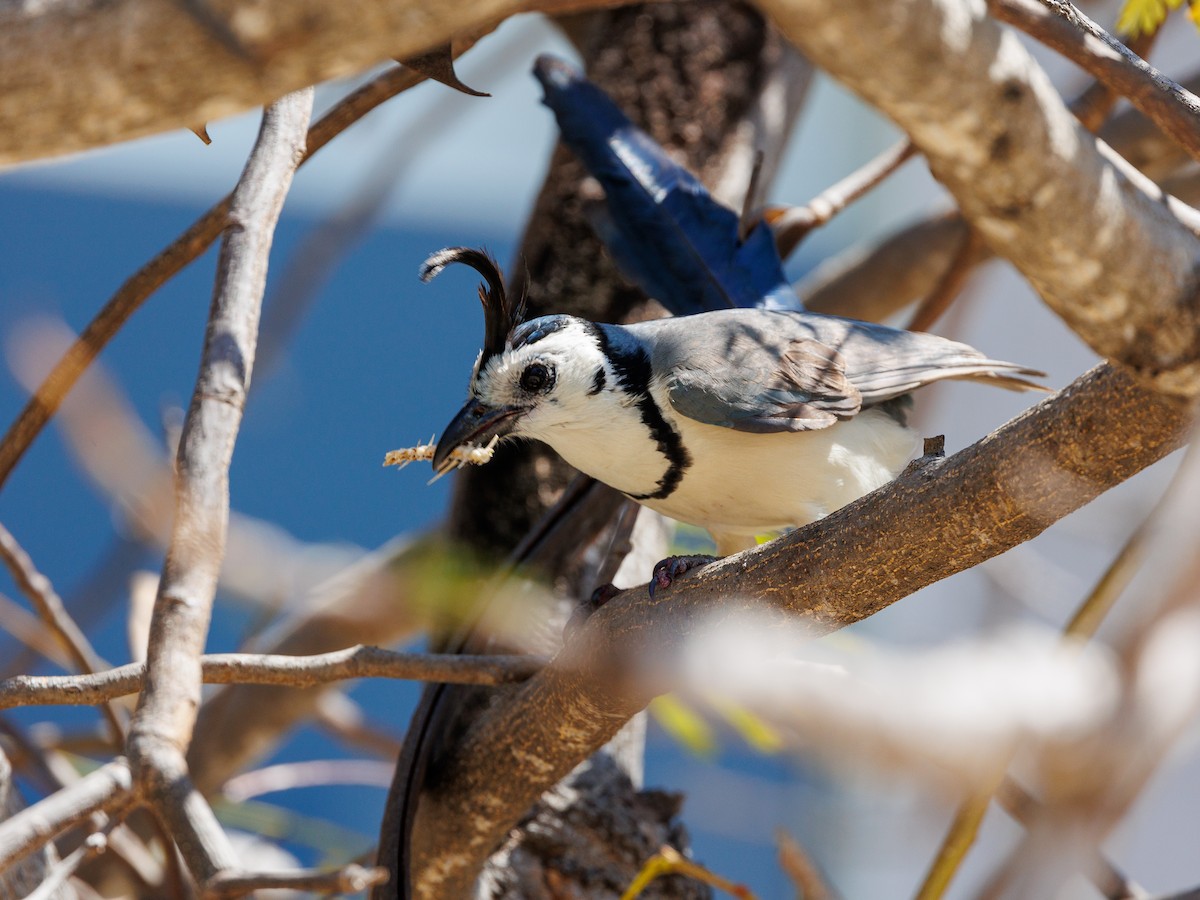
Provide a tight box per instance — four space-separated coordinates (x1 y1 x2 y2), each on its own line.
638 309 1044 435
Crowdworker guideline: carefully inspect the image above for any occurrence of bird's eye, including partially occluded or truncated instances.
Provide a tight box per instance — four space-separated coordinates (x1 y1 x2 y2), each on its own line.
520 362 553 393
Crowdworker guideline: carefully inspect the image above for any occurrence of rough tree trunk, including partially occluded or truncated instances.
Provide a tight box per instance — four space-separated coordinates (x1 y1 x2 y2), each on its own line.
376 3 811 897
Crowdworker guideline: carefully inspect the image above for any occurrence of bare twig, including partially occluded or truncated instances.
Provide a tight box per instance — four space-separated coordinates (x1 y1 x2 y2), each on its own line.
0 524 106 675
204 862 388 898
905 228 984 333
0 646 545 709
125 89 313 886
777 828 838 900
0 65 424 494
221 758 395 802
1070 29 1160 131
800 213 969 321
313 692 404 759
0 591 72 668
23 824 118 900
0 522 125 741
620 845 754 900
988 0 1200 163
0 758 133 873
769 138 916 258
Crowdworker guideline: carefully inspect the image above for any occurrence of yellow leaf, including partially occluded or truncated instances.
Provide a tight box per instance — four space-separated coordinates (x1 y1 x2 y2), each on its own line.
1117 0 1184 35
650 694 717 757
711 697 784 754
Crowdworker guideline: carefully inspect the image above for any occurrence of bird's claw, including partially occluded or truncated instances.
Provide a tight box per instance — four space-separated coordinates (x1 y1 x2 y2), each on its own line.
649 555 718 598
564 582 623 641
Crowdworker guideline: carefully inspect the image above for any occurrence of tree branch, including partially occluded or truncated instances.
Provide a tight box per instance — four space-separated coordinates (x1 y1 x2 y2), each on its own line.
405 363 1189 895
757 0 1200 396
0 64 424 494
0 0 626 165
125 89 313 886
0 647 544 710
204 863 389 898
0 758 133 874
770 138 916 258
0 522 125 742
988 0 1200 162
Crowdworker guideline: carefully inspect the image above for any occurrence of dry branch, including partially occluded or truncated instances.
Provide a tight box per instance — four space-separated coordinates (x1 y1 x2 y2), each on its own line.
988 0 1200 162
204 863 388 898
0 523 125 741
0 524 107 676
0 759 133 874
758 0 1200 395
0 647 543 710
125 89 312 885
405 363 1189 895
0 0 624 164
770 138 916 258
0 65 424 494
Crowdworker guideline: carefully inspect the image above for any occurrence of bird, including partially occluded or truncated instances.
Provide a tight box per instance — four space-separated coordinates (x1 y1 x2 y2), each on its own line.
425 246 1044 588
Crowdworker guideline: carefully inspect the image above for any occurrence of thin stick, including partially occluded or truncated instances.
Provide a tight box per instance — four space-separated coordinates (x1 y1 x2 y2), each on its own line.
125 89 314 886
620 845 755 900
0 522 125 741
221 758 395 802
203 862 388 898
988 0 1200 162
777 827 839 900
1071 29 1160 131
0 65 424 493
905 228 984 333
770 138 915 258
0 646 546 709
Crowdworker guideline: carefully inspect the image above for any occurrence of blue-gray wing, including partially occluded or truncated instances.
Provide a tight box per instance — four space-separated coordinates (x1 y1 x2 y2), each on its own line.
664 337 863 432
638 309 1044 434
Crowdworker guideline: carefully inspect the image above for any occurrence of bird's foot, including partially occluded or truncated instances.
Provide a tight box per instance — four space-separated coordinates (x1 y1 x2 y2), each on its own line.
649 555 718 598
564 582 623 641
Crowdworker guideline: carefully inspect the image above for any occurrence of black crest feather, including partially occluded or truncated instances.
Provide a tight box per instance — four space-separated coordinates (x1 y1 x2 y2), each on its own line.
420 247 524 364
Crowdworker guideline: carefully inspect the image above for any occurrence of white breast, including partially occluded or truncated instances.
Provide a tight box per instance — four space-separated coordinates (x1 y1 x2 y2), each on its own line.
528 378 919 554
644 402 918 552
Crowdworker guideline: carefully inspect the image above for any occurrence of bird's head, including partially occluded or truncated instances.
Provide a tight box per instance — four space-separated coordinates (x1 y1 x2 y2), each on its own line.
422 247 610 473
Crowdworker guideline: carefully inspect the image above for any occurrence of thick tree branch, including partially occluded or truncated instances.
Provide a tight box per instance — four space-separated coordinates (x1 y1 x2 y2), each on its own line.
407 364 1190 895
125 89 312 886
757 0 1200 395
799 70 1200 324
0 0 622 164
0 647 543 710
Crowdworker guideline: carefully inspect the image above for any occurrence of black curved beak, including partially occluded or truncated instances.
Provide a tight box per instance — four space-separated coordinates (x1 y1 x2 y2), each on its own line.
432 400 523 471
